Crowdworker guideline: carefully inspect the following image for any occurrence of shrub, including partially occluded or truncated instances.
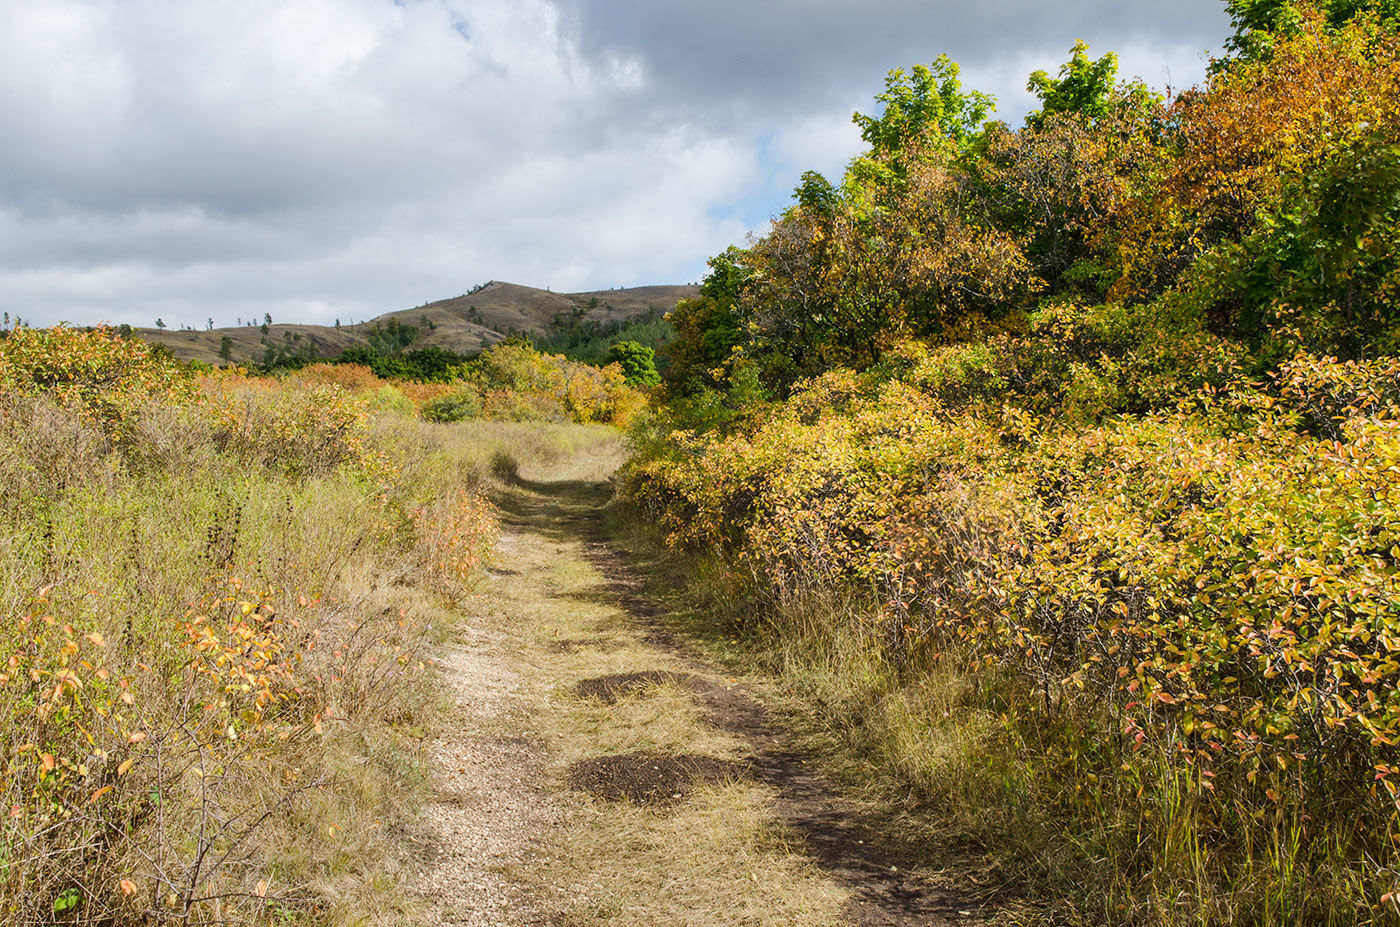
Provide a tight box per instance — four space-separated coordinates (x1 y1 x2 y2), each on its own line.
0 327 500 923
623 350 1400 918
421 387 483 423
0 326 198 434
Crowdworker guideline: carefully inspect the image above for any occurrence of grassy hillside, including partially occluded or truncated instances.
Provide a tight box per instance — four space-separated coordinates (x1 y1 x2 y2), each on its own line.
134 281 697 366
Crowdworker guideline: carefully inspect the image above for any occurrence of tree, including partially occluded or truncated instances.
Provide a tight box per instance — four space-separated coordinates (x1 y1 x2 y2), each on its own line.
1225 0 1400 58
665 246 752 394
335 345 380 367
218 336 234 363
155 318 166 329
1108 14 1400 359
263 312 272 326
404 346 465 382
1025 40 1158 128
606 341 661 387
846 56 995 193
206 318 214 331
853 56 995 155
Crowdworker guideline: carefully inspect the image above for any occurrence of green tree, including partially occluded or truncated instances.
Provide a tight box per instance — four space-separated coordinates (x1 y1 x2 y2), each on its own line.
155 318 166 329
1025 40 1156 127
218 336 234 363
606 340 660 387
664 247 752 394
846 56 995 193
852 56 994 156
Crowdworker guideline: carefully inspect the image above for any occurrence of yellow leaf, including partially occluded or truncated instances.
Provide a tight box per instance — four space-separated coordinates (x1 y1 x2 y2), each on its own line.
117 759 134 777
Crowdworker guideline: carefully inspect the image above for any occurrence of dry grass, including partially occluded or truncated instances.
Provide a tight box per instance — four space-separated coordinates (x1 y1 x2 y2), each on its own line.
0 374 623 925
547 782 848 927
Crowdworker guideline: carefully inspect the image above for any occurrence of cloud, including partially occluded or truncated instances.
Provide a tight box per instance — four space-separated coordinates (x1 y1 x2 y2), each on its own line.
560 0 1227 121
0 0 1231 328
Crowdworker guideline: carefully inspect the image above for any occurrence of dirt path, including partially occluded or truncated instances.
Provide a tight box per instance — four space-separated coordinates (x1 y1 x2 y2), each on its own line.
408 450 997 926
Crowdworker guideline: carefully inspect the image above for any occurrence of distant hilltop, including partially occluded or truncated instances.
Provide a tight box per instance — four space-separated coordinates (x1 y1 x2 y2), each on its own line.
132 281 699 366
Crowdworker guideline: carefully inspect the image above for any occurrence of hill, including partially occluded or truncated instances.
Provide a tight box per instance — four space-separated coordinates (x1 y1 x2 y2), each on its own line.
133 281 698 366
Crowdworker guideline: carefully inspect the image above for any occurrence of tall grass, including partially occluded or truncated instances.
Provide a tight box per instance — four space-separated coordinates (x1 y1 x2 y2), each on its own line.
0 328 602 925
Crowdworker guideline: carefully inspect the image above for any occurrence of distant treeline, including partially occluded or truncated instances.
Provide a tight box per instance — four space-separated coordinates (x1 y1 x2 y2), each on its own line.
532 305 674 372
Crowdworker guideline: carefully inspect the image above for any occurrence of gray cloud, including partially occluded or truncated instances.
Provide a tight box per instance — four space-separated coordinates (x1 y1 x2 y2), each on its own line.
560 0 1228 123
0 0 1231 329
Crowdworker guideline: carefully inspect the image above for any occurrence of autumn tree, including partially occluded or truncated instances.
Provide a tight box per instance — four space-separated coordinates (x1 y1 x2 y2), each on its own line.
1111 14 1400 358
1225 0 1400 58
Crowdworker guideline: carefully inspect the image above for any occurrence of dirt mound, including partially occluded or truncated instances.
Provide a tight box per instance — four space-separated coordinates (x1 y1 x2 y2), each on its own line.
572 670 704 703
567 753 748 804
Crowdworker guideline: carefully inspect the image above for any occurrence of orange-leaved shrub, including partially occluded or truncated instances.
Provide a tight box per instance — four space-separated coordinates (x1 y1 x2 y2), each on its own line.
412 487 499 603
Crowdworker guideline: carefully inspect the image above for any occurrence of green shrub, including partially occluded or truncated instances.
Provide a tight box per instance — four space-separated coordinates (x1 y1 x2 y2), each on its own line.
421 387 483 423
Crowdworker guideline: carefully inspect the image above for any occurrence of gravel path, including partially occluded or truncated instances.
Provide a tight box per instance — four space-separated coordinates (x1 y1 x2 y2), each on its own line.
413 613 560 926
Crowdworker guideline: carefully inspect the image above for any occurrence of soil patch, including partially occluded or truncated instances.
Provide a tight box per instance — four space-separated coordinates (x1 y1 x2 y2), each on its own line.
546 636 626 655
567 752 749 804
572 670 704 703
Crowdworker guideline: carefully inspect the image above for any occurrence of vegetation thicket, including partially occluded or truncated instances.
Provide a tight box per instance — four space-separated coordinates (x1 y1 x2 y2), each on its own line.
625 5 1400 923
533 305 675 372
0 324 627 925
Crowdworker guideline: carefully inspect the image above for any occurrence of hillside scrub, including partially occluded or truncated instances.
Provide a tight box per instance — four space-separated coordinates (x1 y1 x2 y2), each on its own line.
627 10 1400 925
311 342 646 427
0 326 595 925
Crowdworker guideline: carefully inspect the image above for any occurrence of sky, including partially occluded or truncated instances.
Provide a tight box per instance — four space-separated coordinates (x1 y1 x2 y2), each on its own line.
0 0 1231 330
